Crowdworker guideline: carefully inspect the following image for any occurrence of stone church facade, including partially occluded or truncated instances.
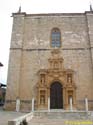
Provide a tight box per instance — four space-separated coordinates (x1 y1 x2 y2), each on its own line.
5 11 93 111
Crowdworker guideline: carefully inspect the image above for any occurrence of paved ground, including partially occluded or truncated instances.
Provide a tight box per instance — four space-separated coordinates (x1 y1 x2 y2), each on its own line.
1 107 93 125
0 107 26 125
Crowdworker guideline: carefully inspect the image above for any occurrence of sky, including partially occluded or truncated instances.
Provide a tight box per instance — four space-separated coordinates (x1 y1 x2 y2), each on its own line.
0 0 93 85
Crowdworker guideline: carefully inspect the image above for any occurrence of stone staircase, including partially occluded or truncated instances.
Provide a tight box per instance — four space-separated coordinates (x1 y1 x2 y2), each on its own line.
29 117 65 125
28 110 93 125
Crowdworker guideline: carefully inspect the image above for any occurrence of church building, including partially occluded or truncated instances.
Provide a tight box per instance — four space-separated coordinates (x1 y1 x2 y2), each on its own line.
5 9 93 111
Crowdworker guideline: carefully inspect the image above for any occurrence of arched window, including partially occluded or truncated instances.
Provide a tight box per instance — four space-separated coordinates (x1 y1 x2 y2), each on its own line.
51 28 61 47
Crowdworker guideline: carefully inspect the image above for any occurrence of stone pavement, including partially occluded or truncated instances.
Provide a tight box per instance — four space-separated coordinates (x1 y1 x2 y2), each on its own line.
0 107 26 125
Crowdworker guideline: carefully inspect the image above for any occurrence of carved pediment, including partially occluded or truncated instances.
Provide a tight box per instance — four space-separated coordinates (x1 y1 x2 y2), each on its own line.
48 49 64 70
38 49 75 88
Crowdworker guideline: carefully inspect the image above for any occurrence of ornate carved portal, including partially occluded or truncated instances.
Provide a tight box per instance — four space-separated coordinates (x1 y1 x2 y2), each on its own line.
37 49 76 110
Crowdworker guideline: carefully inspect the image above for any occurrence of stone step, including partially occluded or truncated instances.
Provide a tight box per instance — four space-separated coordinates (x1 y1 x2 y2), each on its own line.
28 111 93 125
29 118 66 125
29 117 93 125
33 111 92 120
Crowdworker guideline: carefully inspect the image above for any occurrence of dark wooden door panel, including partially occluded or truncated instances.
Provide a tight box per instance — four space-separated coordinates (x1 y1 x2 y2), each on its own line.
50 82 63 109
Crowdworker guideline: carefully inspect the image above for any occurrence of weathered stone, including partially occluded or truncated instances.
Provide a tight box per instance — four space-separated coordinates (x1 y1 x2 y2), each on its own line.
5 12 93 111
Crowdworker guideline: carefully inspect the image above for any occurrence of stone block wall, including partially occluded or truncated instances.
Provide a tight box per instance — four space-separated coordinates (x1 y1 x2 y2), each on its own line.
5 12 93 111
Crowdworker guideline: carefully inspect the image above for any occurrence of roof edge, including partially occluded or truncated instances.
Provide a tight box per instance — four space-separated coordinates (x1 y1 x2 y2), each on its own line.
11 11 93 17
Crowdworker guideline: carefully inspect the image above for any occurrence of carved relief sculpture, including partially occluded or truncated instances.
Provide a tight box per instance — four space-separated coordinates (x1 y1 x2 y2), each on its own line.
37 49 76 110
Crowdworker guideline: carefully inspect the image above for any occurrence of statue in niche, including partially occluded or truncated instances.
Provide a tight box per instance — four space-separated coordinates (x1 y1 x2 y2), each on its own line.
40 96 45 104
41 74 45 85
54 61 58 69
55 62 57 68
67 74 72 83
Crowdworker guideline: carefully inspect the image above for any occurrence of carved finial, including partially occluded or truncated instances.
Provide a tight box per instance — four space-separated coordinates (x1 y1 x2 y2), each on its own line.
18 6 21 13
90 3 93 11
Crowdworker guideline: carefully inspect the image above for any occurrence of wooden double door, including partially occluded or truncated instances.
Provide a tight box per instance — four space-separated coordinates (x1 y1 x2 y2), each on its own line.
50 82 63 109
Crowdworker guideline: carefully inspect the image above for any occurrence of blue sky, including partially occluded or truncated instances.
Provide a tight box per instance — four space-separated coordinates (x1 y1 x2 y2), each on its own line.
0 0 92 84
